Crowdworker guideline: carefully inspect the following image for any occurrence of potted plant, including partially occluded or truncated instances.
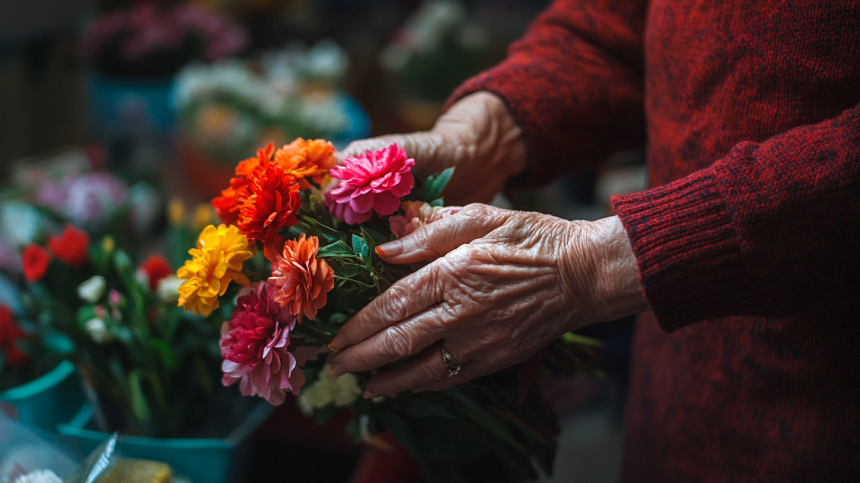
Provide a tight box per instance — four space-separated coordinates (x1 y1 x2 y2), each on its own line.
0 304 84 431
172 42 370 197
9 215 268 482
80 0 247 143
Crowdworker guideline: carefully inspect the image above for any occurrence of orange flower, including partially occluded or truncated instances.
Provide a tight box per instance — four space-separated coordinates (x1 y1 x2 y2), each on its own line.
268 234 334 322
237 164 301 245
212 143 276 226
274 138 336 188
212 176 250 226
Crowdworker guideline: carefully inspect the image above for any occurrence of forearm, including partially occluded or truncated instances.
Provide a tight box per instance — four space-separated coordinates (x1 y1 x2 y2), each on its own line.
613 104 860 330
448 0 648 188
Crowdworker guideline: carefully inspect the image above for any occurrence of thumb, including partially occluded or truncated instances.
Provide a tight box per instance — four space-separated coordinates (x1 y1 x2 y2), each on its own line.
376 204 507 264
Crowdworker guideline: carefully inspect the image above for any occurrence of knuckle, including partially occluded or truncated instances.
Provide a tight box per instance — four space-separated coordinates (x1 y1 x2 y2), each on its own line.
351 349 377 371
417 360 444 383
381 285 411 322
380 326 415 358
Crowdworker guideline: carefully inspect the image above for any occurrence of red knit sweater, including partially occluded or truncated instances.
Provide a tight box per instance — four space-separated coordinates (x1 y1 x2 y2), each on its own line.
450 0 860 481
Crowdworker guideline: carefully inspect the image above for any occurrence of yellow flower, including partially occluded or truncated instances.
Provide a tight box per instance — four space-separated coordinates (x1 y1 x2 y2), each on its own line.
177 224 253 316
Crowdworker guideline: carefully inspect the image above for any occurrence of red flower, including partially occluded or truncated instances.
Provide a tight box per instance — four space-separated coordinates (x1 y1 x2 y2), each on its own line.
22 244 51 283
212 143 275 226
0 305 28 366
139 254 173 291
48 225 90 268
213 176 251 226
237 164 301 245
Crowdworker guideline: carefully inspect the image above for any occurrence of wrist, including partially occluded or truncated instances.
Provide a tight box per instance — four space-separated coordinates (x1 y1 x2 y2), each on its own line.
584 216 650 322
438 92 527 188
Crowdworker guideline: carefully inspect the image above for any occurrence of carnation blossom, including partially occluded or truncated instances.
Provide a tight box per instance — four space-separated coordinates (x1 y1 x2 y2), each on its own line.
64 173 129 227
177 224 253 316
297 363 362 415
389 201 462 238
48 225 90 268
237 164 301 244
268 234 334 322
273 138 336 188
325 144 415 224
139 254 173 291
212 176 251 227
220 282 305 405
22 244 50 283
0 305 28 366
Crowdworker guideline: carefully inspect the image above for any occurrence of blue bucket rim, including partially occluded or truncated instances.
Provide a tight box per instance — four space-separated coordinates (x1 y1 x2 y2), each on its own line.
57 401 274 449
0 360 76 401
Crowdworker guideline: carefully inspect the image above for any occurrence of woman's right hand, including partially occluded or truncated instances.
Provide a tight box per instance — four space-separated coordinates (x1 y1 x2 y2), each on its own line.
338 92 528 205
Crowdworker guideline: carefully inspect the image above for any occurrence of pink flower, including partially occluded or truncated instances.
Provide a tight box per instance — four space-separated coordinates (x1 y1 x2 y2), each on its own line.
389 201 462 238
325 144 415 224
220 282 305 405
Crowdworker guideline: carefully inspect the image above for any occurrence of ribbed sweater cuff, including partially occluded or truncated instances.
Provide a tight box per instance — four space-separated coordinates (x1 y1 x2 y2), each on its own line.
611 169 745 332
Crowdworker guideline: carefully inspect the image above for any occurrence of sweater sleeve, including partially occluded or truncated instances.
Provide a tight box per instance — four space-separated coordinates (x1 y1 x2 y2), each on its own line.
446 0 648 188
612 104 860 332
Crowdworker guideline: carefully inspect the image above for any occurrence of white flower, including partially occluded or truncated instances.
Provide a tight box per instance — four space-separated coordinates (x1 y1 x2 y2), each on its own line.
156 275 184 303
85 317 111 344
297 364 362 414
77 275 107 303
297 40 349 81
14 470 62 483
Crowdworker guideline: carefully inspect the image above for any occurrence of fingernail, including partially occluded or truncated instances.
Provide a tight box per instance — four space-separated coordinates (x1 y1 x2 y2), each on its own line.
327 342 340 352
330 363 345 377
363 386 378 399
376 240 403 257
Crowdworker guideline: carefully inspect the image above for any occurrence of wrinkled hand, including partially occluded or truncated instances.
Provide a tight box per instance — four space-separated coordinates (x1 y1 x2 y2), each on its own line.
329 204 649 398
337 92 527 205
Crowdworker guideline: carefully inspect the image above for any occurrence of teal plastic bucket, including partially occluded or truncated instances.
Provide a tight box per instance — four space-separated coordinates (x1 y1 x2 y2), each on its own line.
0 361 84 431
57 402 274 483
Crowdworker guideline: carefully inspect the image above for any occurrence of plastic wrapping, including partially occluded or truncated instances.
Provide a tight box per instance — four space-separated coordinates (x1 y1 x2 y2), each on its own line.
1 413 178 483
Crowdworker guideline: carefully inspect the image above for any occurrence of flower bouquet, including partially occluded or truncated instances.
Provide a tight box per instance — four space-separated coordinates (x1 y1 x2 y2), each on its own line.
177 139 601 481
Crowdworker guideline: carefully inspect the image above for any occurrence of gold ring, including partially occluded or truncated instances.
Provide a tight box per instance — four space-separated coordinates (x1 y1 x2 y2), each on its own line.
441 345 461 378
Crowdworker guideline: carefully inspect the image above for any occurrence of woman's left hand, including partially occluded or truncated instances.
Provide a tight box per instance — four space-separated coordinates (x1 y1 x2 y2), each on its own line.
328 204 649 398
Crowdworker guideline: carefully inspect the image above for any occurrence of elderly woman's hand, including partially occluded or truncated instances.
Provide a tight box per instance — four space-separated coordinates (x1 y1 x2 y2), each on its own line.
337 92 526 205
328 204 649 397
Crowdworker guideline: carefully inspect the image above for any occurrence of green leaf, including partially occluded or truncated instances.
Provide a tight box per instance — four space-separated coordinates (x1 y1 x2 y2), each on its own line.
146 337 178 371
336 263 367 278
361 226 390 245
561 332 604 348
128 370 153 423
423 167 454 202
42 331 75 354
429 198 444 207
352 234 370 259
317 240 354 259
297 215 345 243
76 305 98 326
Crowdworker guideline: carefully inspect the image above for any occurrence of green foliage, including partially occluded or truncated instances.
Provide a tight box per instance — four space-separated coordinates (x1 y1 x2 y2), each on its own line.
422 167 454 204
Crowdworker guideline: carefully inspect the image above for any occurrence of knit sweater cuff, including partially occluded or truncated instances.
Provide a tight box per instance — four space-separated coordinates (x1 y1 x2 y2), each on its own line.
611 169 745 332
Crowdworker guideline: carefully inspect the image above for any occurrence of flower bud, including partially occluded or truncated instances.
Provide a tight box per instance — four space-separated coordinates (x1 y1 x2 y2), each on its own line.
156 275 184 303
85 317 111 344
77 275 106 303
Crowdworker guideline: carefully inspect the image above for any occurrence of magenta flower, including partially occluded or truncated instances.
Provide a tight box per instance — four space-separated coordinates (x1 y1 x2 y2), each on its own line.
220 282 305 405
325 144 415 224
